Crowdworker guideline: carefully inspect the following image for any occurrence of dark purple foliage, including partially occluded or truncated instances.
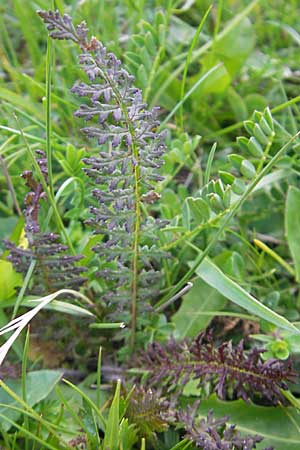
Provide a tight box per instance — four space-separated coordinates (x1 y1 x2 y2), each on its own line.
179 405 273 450
38 10 168 324
5 150 87 295
138 331 294 404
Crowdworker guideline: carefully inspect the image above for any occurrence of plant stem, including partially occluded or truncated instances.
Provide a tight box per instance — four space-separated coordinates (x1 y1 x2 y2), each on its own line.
177 5 212 130
46 35 53 196
97 66 142 349
254 238 296 278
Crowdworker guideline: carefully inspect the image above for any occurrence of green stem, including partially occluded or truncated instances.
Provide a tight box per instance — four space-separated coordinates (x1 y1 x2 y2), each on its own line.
46 36 53 195
12 260 36 319
254 238 296 277
97 67 141 349
204 142 217 185
177 5 212 130
22 328 30 450
162 208 227 251
256 132 275 174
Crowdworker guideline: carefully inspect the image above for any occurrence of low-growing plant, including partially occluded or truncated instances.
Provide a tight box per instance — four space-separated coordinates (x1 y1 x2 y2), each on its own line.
1 2 300 449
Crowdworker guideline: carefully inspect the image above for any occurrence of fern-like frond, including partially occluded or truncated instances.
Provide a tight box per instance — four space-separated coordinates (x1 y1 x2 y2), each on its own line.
38 10 169 347
137 331 294 404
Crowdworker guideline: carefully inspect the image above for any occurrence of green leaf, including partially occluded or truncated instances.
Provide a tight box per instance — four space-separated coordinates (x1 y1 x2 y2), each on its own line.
172 278 226 338
285 186 300 281
197 395 300 450
214 17 256 75
23 298 94 317
214 251 245 280
186 197 210 223
0 260 23 301
188 17 255 95
227 87 248 121
103 379 121 450
119 418 138 450
191 254 299 334
0 370 62 431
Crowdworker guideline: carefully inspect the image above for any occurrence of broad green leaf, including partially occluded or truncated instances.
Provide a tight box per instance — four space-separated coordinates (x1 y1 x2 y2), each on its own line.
103 379 121 450
191 254 299 333
172 279 226 338
188 17 255 95
0 370 62 431
285 186 300 281
190 58 230 95
7 216 25 246
0 260 23 301
197 395 300 450
213 17 256 75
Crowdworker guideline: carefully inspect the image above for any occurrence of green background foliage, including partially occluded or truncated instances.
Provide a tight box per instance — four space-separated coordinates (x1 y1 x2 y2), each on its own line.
1 0 300 448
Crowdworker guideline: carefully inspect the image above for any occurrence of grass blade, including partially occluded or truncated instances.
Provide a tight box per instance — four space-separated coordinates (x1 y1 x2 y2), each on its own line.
285 186 300 281
103 379 121 450
189 246 299 333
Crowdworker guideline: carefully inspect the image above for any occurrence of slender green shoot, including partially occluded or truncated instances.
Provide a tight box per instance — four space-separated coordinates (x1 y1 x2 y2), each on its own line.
177 5 212 129
46 35 53 196
21 327 30 450
204 142 217 186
